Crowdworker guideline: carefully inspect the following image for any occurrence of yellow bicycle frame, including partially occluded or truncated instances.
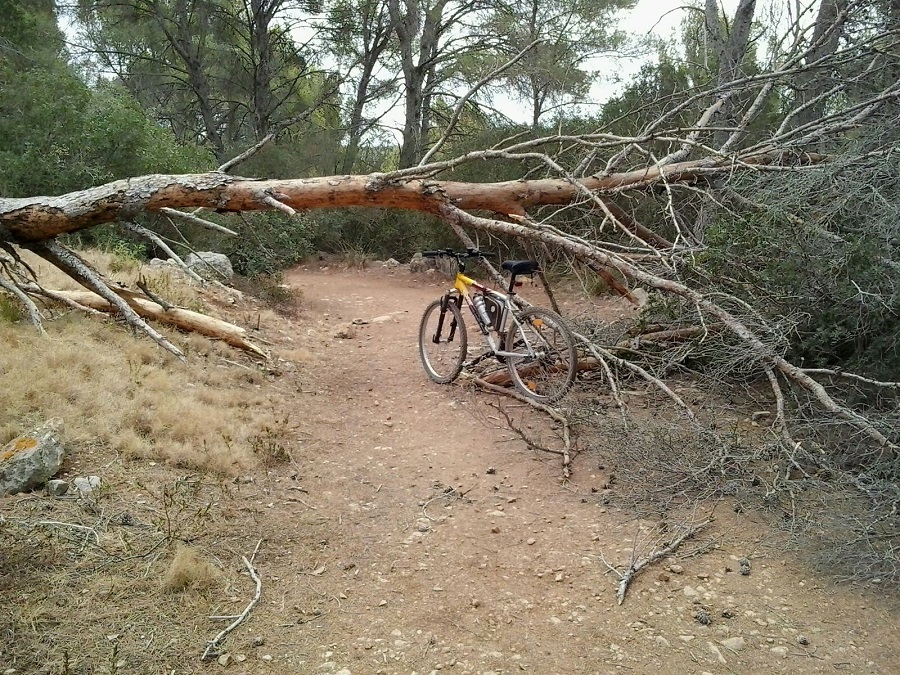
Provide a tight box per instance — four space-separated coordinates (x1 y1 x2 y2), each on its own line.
454 271 482 296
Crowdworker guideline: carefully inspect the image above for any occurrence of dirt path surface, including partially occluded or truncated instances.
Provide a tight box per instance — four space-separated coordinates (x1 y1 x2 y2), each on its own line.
224 265 899 675
6 263 897 675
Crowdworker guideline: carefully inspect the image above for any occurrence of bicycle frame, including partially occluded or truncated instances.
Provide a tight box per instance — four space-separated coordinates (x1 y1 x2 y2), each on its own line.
448 270 538 360
420 248 577 402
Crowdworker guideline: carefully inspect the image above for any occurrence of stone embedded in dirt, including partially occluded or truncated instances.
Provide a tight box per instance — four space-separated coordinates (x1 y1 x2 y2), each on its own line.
46 479 69 496
491 526 500 534
415 519 431 533
739 557 752 576
526 537 536 545
73 475 101 494
683 586 699 598
798 635 810 646
334 323 357 339
217 653 232 666
668 564 684 574
0 418 65 496
707 642 727 664
770 646 789 657
383 258 400 269
720 637 746 651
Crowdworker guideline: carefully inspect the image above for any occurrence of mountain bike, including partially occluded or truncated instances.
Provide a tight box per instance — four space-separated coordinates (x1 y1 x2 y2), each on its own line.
417 248 578 403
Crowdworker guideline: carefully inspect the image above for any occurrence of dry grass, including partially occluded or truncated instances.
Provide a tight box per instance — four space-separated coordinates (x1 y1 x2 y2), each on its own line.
0 472 290 675
0 249 286 475
162 545 220 592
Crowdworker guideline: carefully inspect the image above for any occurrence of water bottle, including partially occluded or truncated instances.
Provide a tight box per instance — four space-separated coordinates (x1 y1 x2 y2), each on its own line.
473 293 491 328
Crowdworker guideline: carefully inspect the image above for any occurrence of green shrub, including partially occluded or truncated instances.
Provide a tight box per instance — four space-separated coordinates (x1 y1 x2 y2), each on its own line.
0 295 22 323
701 153 900 381
220 211 316 278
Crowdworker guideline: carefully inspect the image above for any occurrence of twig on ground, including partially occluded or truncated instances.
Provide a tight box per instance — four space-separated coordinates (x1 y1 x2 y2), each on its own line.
36 520 100 546
422 485 472 521
601 520 711 605
470 375 573 477
201 539 263 660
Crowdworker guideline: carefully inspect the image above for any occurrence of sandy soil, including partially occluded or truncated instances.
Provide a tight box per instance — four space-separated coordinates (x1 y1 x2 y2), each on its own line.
251 264 900 675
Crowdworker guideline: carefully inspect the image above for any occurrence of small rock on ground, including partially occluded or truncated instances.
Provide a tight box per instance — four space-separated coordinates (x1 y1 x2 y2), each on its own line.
73 475 101 494
46 479 69 496
721 637 746 651
0 418 65 496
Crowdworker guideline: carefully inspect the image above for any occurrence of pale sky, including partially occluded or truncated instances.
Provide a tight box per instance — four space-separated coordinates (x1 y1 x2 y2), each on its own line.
477 0 747 123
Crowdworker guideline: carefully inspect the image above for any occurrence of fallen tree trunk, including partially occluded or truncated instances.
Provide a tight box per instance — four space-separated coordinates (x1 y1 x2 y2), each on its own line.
0 151 823 242
45 289 266 357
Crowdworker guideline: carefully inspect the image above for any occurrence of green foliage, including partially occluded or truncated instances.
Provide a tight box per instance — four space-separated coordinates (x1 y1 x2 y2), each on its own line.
76 0 342 165
476 0 636 127
0 296 22 324
701 152 900 381
219 212 317 278
308 208 456 261
0 2 212 198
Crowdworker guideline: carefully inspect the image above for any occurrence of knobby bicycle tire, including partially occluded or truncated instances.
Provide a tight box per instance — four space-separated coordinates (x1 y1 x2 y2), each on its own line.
504 307 577 403
419 297 468 384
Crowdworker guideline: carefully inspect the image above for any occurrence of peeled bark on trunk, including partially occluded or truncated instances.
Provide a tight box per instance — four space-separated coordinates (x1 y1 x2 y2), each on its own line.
0 151 821 243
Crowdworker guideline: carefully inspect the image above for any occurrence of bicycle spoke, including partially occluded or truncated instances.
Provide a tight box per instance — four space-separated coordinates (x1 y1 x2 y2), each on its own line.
505 308 577 403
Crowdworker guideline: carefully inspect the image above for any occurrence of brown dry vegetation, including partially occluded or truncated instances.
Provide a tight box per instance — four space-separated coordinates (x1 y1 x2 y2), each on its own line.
0 250 287 475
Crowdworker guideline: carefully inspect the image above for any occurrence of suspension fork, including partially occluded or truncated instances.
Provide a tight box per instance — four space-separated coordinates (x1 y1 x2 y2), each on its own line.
433 292 460 344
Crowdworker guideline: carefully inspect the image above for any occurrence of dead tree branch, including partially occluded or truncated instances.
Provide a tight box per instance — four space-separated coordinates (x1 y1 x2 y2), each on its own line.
601 520 710 605
201 539 263 660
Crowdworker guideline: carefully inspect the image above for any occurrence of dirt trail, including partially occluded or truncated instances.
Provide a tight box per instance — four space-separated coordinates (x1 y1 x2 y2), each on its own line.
223 264 900 675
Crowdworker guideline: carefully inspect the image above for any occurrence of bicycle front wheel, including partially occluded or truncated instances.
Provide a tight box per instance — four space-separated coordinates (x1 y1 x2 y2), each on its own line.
419 297 468 384
505 307 577 403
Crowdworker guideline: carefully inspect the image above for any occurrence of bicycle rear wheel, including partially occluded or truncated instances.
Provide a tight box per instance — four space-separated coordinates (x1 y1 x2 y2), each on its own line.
419 297 468 384
504 307 577 403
